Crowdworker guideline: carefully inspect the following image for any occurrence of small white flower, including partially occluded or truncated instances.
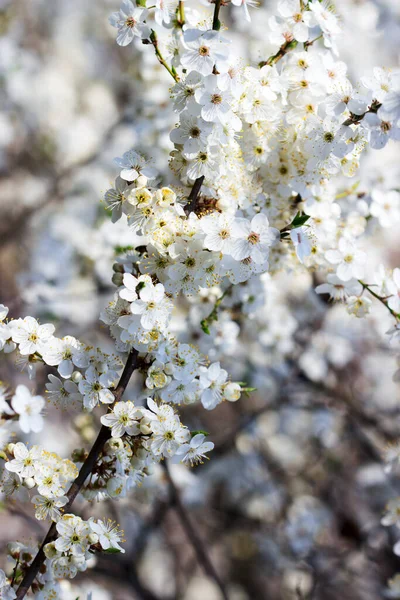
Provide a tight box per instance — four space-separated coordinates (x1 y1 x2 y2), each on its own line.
181 30 229 77
109 1 150 46
10 317 55 356
55 514 91 556
100 401 142 438
0 569 16 600
78 366 115 411
370 189 400 228
230 213 279 264
5 442 41 478
35 469 65 498
104 177 132 223
325 239 366 282
0 305 16 354
346 295 372 317
195 77 233 124
363 112 400 150
315 275 362 301
45 375 82 409
381 498 400 528
277 0 313 43
114 150 157 182
200 212 235 254
160 379 201 405
31 494 68 522
199 362 228 410
41 336 82 378
170 111 213 155
290 226 312 264
130 282 172 330
11 386 45 434
176 434 215 466
150 416 190 456
308 0 340 37
89 519 125 553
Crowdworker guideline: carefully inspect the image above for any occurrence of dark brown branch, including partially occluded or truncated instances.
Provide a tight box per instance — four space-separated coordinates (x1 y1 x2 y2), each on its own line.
15 349 139 600
162 461 230 600
184 175 205 214
183 0 224 215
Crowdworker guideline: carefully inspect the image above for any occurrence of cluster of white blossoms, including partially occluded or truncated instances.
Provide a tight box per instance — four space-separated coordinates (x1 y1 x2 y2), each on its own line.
1 0 400 597
4 442 76 522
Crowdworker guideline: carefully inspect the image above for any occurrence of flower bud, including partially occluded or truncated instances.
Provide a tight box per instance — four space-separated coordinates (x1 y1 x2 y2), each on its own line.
112 262 125 273
71 371 83 384
107 475 126 498
131 457 143 469
6 443 16 455
23 477 36 489
224 382 241 402
43 542 58 558
71 448 87 463
136 175 148 187
140 423 152 435
112 273 124 287
136 448 148 460
105 438 124 454
88 533 98 545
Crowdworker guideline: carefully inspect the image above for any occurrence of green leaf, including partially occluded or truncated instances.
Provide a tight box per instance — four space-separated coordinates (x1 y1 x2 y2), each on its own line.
191 430 209 437
104 547 122 554
200 319 210 335
291 211 310 228
114 245 134 255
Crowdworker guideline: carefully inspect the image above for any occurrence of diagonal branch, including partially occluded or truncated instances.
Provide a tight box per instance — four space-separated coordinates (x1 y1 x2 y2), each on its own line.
162 461 230 600
15 349 139 600
183 0 223 214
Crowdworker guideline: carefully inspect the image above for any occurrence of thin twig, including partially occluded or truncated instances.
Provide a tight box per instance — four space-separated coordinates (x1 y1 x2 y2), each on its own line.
0 115 126 249
162 461 230 600
149 30 180 82
359 280 400 320
183 0 224 213
184 175 205 214
15 349 139 600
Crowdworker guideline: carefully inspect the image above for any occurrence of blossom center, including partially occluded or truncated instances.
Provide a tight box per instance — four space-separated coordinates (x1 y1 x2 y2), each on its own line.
248 232 260 245
198 45 210 56
190 126 201 138
324 132 335 143
211 94 222 105
125 17 136 28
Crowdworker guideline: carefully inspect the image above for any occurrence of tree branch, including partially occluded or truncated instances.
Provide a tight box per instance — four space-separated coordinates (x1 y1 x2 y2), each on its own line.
183 0 223 214
162 461 230 600
15 349 139 600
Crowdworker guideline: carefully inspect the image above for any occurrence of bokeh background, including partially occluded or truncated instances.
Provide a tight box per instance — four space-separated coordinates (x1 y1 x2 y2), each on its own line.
1 0 400 598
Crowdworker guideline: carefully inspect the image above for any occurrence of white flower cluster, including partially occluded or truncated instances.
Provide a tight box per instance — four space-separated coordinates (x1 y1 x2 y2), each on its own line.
1 0 400 596
43 514 124 581
91 397 214 500
4 442 77 521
